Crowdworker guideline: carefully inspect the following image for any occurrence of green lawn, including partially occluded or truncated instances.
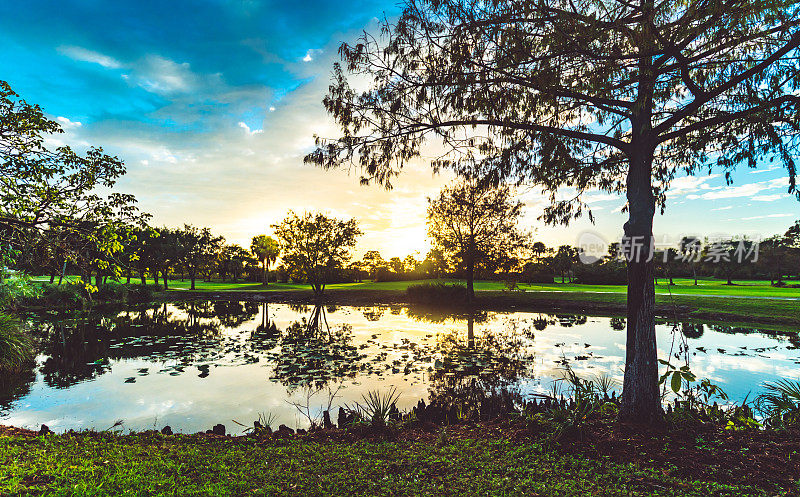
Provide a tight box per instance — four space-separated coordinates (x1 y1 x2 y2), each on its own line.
32 275 797 298
0 432 768 496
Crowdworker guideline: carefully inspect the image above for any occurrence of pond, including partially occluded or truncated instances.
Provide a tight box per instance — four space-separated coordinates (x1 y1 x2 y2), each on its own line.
2 301 799 433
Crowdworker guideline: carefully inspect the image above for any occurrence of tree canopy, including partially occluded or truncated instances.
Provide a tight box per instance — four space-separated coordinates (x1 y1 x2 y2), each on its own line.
272 212 361 297
427 181 528 299
251 235 280 285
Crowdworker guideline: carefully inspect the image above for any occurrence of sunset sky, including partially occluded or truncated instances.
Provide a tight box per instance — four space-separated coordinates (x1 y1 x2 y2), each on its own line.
1 0 798 258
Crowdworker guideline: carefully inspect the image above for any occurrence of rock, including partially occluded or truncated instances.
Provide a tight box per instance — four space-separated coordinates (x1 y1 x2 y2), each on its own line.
212 424 225 436
161 426 173 435
277 424 294 435
39 424 51 435
296 428 306 435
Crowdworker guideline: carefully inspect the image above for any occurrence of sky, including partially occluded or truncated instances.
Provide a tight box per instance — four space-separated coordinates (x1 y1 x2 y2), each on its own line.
1 0 798 259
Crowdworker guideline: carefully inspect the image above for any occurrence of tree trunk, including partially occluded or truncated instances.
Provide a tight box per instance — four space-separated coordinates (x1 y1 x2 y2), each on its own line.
190 272 196 290
162 269 168 289
619 144 662 425
140 271 146 285
466 239 475 305
154 271 159 285
50 274 55 284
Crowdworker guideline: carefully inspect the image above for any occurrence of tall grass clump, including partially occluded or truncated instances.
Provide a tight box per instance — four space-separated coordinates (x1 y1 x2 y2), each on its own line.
406 282 467 304
348 387 400 427
0 313 34 373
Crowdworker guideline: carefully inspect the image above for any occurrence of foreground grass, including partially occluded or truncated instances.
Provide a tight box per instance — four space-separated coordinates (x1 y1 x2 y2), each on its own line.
0 432 769 496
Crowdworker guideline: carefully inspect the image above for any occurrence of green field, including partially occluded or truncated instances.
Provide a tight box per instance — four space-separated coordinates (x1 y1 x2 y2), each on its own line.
0 432 767 496
32 275 799 297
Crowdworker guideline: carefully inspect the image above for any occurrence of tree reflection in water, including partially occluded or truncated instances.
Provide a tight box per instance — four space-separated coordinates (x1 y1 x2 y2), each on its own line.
269 304 363 390
425 311 535 421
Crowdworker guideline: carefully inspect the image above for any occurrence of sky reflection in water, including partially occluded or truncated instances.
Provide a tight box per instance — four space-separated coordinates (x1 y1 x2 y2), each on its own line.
1 301 798 433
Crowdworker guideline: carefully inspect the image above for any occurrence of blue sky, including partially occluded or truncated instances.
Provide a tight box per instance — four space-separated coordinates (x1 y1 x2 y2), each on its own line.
1 0 798 257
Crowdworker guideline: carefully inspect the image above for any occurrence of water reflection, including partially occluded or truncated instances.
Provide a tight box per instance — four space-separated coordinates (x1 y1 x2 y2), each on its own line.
1 302 798 433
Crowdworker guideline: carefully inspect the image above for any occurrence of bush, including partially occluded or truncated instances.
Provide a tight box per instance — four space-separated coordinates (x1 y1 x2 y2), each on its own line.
573 262 626 285
406 282 467 304
0 275 42 310
95 281 127 301
0 313 34 373
125 283 162 303
38 283 85 307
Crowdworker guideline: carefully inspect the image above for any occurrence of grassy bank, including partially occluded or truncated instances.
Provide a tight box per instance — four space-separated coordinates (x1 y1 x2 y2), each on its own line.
0 430 776 496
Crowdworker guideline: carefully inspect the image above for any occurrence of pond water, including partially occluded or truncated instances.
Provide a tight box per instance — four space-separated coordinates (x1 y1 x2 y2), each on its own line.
2 301 798 433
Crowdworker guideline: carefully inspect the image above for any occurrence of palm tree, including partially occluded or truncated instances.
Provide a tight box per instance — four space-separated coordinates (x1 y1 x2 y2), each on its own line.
250 235 280 286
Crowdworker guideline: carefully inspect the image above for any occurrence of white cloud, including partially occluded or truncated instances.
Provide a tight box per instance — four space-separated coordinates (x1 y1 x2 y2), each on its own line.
741 213 794 220
58 45 122 69
302 49 322 62
687 177 789 200
56 116 82 130
238 121 263 135
135 55 195 94
752 194 785 202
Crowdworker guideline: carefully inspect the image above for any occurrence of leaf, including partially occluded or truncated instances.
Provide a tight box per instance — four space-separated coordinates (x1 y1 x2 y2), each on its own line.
671 371 682 393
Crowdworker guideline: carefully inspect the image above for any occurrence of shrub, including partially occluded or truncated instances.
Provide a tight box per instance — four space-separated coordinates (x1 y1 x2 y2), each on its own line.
125 283 162 303
756 379 800 429
0 275 42 310
96 281 127 301
406 282 467 304
38 283 85 307
347 387 401 427
0 313 34 373
573 262 626 285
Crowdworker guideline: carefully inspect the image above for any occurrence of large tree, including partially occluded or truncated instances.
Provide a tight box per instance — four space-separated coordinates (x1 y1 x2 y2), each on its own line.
0 80 145 282
272 211 361 297
427 181 527 301
306 0 800 423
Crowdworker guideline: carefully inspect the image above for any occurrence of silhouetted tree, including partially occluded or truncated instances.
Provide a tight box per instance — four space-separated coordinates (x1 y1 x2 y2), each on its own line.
307 0 800 423
272 212 361 297
250 235 280 285
427 181 527 301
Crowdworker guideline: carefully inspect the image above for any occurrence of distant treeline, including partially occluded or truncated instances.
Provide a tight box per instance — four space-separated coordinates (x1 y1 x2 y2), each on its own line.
10 218 800 289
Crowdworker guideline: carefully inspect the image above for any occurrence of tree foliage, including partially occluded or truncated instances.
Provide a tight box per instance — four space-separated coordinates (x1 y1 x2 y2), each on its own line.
272 212 361 296
427 181 528 298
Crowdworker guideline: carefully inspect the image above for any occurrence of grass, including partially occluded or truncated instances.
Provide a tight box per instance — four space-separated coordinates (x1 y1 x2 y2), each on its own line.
29 275 800 297
0 313 33 372
0 431 770 496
